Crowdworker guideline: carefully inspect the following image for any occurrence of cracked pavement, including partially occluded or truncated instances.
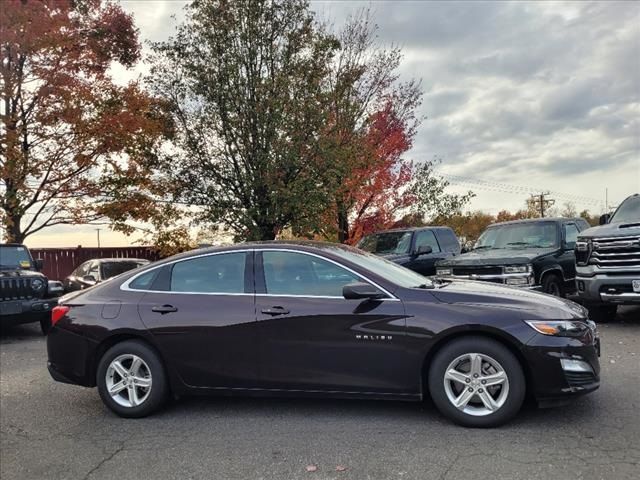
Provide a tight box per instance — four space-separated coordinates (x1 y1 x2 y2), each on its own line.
1 307 639 480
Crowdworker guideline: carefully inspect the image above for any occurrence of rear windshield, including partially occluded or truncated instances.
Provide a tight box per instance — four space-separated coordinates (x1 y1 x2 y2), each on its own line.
0 246 33 269
101 261 146 280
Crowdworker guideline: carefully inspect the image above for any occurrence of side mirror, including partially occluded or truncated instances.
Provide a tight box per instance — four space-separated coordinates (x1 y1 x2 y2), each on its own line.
34 259 44 271
82 275 97 285
413 245 432 257
599 214 610 225
343 282 385 300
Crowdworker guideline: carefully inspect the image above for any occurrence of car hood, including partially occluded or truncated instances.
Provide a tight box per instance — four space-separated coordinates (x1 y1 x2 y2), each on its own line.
429 279 588 320
0 269 46 279
578 222 640 239
436 247 555 267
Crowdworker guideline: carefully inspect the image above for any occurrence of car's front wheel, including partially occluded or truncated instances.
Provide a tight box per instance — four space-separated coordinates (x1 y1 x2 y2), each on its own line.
428 337 525 428
97 340 168 418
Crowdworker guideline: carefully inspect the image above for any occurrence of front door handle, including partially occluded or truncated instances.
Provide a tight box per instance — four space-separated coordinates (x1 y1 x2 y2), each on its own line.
151 304 178 314
261 306 290 316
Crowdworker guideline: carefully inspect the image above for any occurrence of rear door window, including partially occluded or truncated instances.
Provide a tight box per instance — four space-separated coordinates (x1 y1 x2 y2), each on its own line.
170 253 247 294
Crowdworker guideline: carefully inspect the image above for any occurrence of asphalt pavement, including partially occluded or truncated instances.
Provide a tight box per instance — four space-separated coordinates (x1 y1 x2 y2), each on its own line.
1 307 639 480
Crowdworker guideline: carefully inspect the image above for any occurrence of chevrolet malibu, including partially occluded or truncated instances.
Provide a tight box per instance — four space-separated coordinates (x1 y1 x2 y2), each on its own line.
47 242 600 427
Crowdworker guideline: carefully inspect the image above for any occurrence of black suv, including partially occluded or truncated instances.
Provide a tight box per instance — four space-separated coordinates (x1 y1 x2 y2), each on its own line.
435 218 591 296
356 226 461 276
575 193 640 321
0 243 62 333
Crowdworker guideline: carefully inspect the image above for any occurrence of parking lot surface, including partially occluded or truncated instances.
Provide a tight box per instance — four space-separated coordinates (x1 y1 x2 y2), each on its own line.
1 307 639 480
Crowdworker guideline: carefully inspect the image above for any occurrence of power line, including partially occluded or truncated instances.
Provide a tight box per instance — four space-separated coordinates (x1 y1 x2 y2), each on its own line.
438 172 605 210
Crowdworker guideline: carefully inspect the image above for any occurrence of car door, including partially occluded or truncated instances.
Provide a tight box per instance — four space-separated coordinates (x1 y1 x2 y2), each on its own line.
561 222 580 280
254 249 413 395
136 250 259 389
408 230 447 275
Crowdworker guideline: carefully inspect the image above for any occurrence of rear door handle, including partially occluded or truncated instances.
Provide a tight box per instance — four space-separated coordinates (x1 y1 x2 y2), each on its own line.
151 304 178 314
261 306 290 316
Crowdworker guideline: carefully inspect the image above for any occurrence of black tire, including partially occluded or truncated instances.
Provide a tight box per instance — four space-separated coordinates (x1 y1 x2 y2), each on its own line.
428 337 526 428
39 316 51 335
587 305 617 323
542 273 563 297
97 340 168 418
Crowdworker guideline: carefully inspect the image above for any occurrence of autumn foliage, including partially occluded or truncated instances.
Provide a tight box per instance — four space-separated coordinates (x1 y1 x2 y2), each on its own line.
0 0 168 242
335 104 416 244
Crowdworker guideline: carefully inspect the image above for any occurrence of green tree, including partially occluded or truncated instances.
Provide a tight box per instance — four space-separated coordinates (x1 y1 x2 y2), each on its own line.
148 0 338 241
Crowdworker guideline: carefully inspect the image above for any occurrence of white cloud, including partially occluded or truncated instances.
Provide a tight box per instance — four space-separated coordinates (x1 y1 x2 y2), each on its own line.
25 0 640 247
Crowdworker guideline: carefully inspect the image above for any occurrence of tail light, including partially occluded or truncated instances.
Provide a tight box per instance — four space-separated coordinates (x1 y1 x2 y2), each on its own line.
51 305 70 326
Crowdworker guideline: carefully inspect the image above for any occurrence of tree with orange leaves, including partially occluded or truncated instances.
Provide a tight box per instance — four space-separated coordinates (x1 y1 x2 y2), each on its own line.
0 0 169 243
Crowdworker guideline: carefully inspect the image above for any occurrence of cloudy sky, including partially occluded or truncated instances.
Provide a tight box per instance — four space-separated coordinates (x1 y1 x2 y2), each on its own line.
26 0 639 247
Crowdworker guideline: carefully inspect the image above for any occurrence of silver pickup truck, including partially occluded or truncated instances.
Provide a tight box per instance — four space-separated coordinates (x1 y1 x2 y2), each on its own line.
575 194 640 321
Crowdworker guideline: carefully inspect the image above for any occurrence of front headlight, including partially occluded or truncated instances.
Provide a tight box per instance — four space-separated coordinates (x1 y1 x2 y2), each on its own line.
525 320 589 337
504 265 532 274
436 268 452 276
31 278 45 292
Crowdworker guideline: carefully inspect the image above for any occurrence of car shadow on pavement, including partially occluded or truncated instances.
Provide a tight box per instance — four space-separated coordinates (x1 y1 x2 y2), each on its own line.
0 323 44 342
153 388 599 431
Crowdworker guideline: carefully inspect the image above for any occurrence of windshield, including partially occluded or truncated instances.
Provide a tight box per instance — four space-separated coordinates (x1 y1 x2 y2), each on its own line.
475 222 558 249
328 246 432 289
357 231 413 255
611 195 640 224
101 261 146 280
0 245 33 269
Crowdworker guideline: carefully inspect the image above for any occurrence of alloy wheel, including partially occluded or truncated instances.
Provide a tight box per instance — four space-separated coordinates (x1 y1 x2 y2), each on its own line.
105 354 153 408
443 353 509 416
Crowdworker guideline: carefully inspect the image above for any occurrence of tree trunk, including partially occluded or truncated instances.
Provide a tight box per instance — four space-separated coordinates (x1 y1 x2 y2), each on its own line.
336 201 349 244
2 213 24 243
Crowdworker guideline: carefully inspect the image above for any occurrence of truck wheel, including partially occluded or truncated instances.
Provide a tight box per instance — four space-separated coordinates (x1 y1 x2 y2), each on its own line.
588 305 618 323
542 273 563 297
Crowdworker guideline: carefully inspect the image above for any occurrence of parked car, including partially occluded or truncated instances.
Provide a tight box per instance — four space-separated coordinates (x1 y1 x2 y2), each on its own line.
47 241 600 427
435 218 591 296
0 243 62 334
356 226 461 275
63 258 149 293
575 193 640 321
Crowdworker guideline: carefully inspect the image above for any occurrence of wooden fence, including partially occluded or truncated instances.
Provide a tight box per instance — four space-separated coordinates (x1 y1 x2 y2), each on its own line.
30 246 161 281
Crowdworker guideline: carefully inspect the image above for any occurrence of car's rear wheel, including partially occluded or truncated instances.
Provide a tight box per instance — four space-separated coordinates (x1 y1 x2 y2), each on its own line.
542 273 563 297
428 337 525 428
97 340 168 418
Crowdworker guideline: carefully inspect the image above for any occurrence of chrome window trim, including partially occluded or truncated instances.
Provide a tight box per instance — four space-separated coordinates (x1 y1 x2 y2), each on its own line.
120 247 399 300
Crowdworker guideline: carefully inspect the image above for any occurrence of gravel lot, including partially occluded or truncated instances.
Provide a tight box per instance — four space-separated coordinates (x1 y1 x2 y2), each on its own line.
1 307 639 480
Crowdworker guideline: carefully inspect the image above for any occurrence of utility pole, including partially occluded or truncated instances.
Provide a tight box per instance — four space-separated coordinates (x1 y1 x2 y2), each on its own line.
528 192 555 218
96 228 101 248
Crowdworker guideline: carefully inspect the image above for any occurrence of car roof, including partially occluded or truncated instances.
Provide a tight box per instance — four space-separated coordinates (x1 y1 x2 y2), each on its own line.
365 226 452 235
140 240 358 266
489 217 584 227
90 258 150 263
